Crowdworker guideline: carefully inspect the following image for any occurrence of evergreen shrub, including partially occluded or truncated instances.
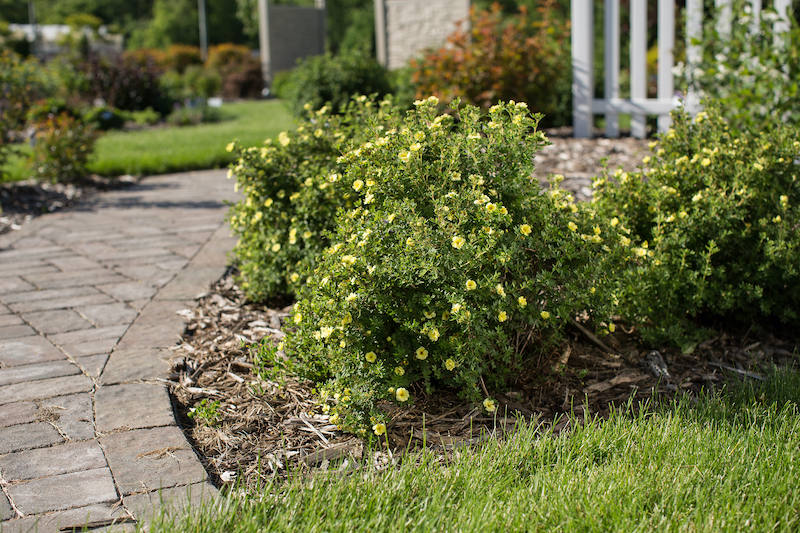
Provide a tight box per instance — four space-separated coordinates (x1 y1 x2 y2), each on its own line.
592 103 800 347
278 52 393 116
227 95 399 301
283 98 626 434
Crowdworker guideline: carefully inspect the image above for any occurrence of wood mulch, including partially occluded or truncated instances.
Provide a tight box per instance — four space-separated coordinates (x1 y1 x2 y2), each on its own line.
165 131 799 492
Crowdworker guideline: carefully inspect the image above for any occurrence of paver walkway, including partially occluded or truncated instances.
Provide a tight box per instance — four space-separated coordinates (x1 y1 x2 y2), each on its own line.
0 169 240 532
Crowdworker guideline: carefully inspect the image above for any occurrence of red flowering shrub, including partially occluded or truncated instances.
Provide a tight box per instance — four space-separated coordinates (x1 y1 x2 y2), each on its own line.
410 1 571 127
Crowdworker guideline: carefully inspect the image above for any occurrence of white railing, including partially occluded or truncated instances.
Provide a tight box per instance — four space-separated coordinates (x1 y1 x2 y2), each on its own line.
572 0 793 139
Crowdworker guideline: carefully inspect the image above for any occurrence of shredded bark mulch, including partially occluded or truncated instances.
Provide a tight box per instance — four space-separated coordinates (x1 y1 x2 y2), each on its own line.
168 270 799 493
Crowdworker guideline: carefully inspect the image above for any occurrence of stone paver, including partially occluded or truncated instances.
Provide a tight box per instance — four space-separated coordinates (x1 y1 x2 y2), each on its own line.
76 303 138 327
95 383 174 433
0 402 39 428
21 309 94 335
0 492 13 522
40 393 95 440
7 468 118 515
0 374 93 406
101 426 208 496
0 337 65 367
124 482 218 522
0 422 63 454
0 324 36 340
0 359 80 386
0 503 131 533
0 170 231 530
0 440 106 481
0 314 24 327
101 348 170 385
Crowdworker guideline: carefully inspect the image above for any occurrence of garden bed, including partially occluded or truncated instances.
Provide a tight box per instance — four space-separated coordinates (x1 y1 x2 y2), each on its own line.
165 131 800 492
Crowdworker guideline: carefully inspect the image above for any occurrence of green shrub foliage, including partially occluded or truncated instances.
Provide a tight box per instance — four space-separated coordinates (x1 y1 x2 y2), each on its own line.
592 103 800 346
410 1 572 128
278 52 393 116
0 51 50 181
31 112 98 183
227 96 400 301
283 98 625 434
678 0 800 133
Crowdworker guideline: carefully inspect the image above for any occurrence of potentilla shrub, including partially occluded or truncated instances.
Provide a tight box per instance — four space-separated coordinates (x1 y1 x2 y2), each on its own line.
592 102 800 347
283 98 626 434
227 96 400 301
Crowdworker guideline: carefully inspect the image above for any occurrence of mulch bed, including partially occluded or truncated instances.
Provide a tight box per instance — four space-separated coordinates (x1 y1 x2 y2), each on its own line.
164 131 798 491
168 270 799 493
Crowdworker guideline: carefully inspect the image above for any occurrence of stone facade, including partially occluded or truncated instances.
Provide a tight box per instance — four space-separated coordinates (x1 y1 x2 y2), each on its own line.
375 0 470 70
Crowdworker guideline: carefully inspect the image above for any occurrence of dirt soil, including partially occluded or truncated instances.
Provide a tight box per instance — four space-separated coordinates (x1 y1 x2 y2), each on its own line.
163 132 799 492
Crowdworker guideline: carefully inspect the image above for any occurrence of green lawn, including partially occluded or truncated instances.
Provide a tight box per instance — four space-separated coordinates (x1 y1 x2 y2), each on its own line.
147 370 800 532
1 100 295 182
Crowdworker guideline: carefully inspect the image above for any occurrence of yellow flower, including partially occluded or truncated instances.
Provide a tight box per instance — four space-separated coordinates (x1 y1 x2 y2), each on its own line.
346 293 357 302
608 323 616 333
290 273 300 283
372 423 386 436
399 151 411 163
465 280 477 291
427 329 440 342
293 313 303 324
486 203 497 213
445 359 456 371
225 142 235 152
320 326 334 338
568 221 578 232
278 132 291 147
353 180 364 191
330 413 339 424
518 296 527 307
610 217 619 227
396 388 410 402
395 366 405 376
540 311 550 320
303 231 312 239
424 310 436 319
271 243 281 252
753 162 764 171
498 310 508 322
366 351 377 363
410 143 422 152
780 195 789 206
701 158 711 167
451 303 462 313
406 237 414 247
415 347 429 360
773 215 782 223
642 156 651 164
414 131 426 141
342 255 357 266
452 236 466 249
264 198 273 207
520 224 532 235
496 284 506 297
483 398 496 412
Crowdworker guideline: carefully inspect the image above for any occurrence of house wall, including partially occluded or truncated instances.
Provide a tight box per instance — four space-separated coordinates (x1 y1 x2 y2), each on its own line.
375 0 470 70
